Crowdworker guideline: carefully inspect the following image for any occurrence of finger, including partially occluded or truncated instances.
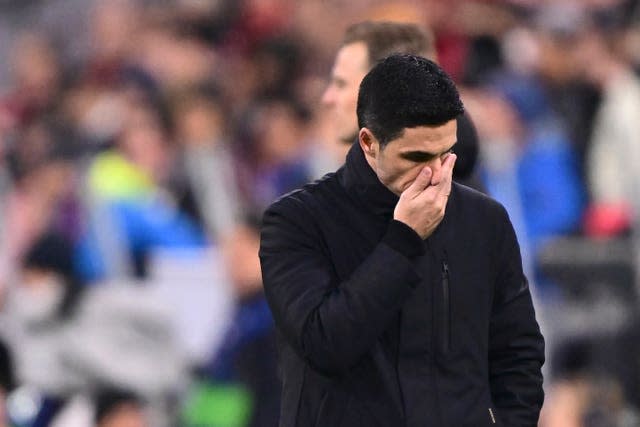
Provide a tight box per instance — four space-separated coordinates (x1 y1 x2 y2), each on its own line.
427 154 456 199
438 153 457 188
440 154 457 195
404 166 432 196
442 152 457 176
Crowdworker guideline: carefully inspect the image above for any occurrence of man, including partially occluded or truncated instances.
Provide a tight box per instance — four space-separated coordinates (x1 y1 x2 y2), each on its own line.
260 54 544 426
322 21 481 188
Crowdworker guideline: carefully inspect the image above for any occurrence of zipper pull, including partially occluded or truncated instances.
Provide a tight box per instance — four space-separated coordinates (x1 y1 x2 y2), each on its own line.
441 248 449 277
441 259 450 353
489 407 496 424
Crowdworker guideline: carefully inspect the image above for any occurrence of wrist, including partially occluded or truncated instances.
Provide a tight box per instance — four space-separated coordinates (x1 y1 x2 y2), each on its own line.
382 220 425 258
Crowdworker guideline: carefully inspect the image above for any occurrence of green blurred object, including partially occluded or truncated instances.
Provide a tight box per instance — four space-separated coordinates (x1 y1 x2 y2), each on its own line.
88 151 154 199
182 381 253 427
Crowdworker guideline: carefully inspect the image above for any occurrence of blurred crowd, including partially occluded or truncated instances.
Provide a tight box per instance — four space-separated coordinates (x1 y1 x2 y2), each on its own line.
0 0 639 426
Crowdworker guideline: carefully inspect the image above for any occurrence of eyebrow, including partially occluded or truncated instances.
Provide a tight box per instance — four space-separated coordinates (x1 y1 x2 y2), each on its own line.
400 142 458 161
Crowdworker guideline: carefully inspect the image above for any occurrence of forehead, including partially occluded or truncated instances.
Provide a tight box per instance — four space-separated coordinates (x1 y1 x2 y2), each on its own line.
333 42 369 77
387 120 458 152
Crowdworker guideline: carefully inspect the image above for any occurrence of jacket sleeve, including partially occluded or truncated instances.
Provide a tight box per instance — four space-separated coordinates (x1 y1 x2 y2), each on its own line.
259 197 424 377
489 205 545 427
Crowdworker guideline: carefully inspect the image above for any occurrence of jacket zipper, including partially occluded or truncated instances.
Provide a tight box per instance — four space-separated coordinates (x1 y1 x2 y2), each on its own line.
441 260 451 353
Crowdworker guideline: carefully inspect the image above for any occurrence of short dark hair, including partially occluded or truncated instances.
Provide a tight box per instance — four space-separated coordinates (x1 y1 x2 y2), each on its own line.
343 21 436 67
357 54 464 147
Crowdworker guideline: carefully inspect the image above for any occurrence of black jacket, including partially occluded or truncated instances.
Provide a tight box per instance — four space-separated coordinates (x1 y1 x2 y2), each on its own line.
259 143 544 427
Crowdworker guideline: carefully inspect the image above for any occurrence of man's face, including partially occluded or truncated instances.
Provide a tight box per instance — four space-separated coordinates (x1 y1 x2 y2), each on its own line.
321 42 369 143
363 120 458 196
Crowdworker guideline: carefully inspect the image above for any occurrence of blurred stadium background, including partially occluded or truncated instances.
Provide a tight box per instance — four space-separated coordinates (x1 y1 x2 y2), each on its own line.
1 0 640 426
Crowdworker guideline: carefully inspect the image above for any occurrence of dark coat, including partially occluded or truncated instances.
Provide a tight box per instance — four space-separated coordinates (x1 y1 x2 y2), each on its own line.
259 143 544 427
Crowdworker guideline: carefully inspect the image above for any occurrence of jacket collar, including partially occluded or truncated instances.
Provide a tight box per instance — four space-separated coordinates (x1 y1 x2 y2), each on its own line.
340 141 399 218
339 141 459 252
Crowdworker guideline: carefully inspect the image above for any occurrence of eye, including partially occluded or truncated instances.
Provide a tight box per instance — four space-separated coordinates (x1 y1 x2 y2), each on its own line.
441 148 454 159
402 152 434 162
332 78 347 89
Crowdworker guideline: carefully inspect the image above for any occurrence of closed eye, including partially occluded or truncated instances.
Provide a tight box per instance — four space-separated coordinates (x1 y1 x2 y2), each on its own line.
331 76 347 89
442 148 455 158
401 147 455 163
401 152 436 162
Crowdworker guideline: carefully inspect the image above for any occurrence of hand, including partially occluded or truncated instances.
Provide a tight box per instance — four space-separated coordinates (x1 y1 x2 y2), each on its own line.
393 153 456 239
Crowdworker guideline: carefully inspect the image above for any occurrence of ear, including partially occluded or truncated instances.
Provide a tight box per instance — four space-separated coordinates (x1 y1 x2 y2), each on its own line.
358 128 379 158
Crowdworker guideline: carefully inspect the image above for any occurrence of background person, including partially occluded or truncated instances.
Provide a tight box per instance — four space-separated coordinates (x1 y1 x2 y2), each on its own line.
321 20 483 190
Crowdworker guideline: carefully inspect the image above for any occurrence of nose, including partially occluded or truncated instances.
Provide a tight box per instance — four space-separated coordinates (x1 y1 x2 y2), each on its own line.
321 84 335 107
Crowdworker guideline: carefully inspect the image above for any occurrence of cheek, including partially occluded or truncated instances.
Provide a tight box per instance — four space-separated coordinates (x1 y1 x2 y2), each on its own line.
391 159 421 177
342 93 357 113
399 165 425 189
381 161 421 188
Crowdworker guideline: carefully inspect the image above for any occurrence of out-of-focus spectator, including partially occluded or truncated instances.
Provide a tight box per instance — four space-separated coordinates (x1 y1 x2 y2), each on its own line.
540 375 638 427
183 222 280 427
464 76 585 279
526 9 601 182
209 223 279 427
170 84 240 241
321 20 483 189
78 95 206 282
252 36 305 99
573 13 640 237
496 75 585 251
85 0 142 86
2 31 63 128
1 232 186 426
134 13 217 93
321 21 436 154
235 95 315 216
0 141 76 284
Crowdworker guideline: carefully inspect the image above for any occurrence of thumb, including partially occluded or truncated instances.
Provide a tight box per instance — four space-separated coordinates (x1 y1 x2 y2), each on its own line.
404 167 432 197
